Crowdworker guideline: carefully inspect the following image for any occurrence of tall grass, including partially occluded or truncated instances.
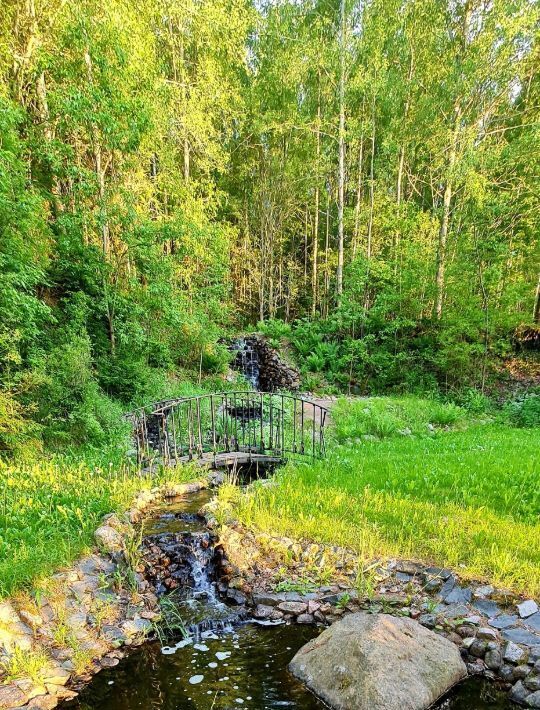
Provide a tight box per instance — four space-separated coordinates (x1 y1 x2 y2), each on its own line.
226 398 540 596
0 459 199 597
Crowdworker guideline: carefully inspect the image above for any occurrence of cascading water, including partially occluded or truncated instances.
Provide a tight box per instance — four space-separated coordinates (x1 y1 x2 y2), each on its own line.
62 491 515 710
230 337 260 389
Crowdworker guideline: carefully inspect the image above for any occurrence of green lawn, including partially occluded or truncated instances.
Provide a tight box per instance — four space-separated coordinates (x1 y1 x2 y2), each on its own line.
224 397 540 597
0 459 199 597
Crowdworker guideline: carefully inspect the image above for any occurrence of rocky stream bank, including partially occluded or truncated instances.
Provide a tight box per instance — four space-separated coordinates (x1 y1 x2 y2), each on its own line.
0 475 539 710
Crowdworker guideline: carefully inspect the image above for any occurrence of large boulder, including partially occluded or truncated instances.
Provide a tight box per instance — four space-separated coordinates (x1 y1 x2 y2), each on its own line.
289 612 466 710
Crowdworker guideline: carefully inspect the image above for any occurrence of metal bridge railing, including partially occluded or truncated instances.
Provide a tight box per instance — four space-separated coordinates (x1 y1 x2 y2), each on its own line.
129 391 328 467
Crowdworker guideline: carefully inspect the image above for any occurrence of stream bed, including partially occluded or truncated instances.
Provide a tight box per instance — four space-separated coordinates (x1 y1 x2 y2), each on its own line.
63 490 515 710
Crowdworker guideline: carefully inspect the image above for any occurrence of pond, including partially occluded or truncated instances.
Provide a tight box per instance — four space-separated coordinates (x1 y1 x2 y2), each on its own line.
62 489 515 710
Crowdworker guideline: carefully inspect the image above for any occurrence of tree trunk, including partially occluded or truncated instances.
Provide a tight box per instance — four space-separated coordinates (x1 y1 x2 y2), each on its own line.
336 0 346 301
534 273 540 324
434 105 460 320
312 78 321 315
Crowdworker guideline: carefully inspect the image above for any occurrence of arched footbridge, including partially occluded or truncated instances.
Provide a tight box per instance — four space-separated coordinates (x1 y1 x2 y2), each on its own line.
129 391 329 468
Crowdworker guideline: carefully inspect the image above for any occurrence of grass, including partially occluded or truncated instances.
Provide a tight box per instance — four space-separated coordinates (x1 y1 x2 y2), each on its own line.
220 396 540 597
0 458 200 597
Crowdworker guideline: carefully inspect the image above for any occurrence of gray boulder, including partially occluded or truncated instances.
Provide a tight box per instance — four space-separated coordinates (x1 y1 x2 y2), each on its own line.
289 612 466 710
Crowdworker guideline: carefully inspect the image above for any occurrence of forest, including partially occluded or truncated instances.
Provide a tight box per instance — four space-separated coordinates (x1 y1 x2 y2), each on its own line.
1 0 539 455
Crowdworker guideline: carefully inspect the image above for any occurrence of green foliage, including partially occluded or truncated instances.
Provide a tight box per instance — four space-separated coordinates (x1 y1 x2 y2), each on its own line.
332 396 466 442
504 392 540 428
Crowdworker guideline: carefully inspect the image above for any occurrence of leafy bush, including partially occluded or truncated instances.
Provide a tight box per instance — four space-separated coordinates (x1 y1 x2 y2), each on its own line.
333 396 465 442
504 393 540 428
258 319 292 346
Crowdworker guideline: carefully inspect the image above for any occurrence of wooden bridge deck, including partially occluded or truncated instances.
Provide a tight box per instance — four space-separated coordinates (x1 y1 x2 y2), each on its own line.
169 452 284 468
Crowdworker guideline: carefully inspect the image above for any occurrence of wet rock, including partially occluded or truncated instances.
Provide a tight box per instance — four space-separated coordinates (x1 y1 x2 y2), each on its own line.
509 680 530 705
289 612 466 710
278 601 308 615
226 589 246 605
296 613 315 624
504 641 528 664
518 601 539 619
253 604 279 620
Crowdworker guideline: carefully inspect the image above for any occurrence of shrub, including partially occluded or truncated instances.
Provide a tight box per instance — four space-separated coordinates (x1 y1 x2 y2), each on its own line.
504 393 540 428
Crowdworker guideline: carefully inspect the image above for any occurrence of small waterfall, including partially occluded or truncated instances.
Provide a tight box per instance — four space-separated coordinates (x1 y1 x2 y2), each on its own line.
143 529 245 642
230 337 260 389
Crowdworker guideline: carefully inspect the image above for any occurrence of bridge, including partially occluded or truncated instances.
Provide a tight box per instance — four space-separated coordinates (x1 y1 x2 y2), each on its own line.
129 391 328 468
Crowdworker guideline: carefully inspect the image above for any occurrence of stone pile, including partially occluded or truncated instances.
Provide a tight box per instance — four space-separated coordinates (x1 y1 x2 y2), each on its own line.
211 518 540 708
229 335 300 392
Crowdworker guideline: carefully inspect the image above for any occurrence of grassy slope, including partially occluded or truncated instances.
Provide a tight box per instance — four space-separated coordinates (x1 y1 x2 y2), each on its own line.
228 397 540 596
0 459 202 597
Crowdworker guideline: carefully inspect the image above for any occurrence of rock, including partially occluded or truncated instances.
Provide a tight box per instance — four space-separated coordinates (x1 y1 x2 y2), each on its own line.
94 525 123 554
0 684 28 708
514 665 533 680
437 604 470 620
473 599 501 618
226 589 246 605
121 618 152 639
509 681 531 705
484 648 502 670
503 628 540 647
418 614 436 629
469 640 487 658
527 615 540 632
19 609 43 627
530 647 540 664
474 585 495 598
504 641 528 664
296 614 314 624
289 612 466 710
252 592 280 607
527 691 540 708
42 667 71 686
253 604 278 620
27 694 58 709
277 601 308 615
525 675 540 692
444 586 472 605
518 601 539 619
477 627 498 641
490 614 519 629
425 567 453 581
499 664 516 682
456 625 476 638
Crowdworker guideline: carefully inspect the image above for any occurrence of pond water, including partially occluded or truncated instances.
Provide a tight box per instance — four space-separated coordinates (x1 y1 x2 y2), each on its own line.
62 491 515 710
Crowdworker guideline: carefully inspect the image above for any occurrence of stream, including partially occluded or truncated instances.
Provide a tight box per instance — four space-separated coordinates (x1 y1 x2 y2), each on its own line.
63 489 514 710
